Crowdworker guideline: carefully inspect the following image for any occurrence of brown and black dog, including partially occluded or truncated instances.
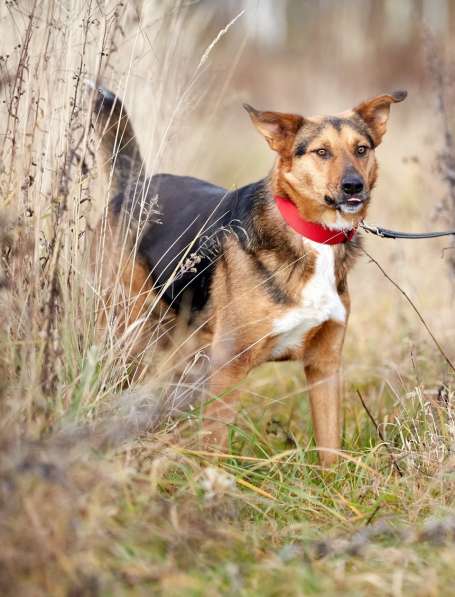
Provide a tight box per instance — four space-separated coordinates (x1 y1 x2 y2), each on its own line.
91 85 406 465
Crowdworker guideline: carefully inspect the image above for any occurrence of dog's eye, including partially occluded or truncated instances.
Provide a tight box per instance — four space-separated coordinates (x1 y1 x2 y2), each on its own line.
294 143 306 157
315 148 329 158
356 145 369 156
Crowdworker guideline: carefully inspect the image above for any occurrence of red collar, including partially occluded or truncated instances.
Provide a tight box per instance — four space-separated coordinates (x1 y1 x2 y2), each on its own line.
274 195 356 245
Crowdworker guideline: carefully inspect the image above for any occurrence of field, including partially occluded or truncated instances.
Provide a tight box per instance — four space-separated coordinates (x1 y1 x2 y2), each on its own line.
1 1 455 595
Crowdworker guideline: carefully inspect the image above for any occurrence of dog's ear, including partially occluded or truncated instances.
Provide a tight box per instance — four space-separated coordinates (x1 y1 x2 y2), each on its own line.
353 90 407 146
243 104 304 154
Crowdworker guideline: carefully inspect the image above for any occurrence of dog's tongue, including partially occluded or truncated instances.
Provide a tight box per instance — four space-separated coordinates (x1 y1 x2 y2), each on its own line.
347 197 362 204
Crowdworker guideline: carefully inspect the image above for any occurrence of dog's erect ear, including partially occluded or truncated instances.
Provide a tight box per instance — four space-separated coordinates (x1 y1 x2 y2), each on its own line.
353 90 407 146
243 104 304 154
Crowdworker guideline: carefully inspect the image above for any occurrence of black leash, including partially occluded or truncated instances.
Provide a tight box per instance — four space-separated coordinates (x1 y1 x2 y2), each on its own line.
360 222 455 240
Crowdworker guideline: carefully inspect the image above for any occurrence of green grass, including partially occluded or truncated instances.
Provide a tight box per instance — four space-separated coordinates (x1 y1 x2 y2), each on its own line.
2 353 454 595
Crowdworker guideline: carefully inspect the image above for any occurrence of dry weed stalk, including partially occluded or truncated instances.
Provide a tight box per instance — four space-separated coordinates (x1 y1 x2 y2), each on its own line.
425 30 455 283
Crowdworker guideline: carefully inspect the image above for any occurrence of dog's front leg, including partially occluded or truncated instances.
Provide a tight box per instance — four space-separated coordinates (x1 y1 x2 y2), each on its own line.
304 320 346 467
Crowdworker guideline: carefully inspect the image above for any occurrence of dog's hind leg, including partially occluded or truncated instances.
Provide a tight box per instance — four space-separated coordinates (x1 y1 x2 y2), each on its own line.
93 215 156 370
203 364 249 450
202 327 252 450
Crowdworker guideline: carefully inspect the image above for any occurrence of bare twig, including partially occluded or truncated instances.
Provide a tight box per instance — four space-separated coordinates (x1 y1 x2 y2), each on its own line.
356 389 403 477
360 244 455 374
364 503 382 526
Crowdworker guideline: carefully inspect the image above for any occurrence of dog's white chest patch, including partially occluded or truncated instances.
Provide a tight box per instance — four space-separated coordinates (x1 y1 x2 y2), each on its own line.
271 240 345 357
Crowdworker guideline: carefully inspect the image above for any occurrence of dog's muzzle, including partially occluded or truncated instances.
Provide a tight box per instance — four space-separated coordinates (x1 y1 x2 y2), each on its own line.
324 192 369 214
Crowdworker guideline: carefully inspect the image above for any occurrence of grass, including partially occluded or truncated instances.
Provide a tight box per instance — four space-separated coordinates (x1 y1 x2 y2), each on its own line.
2 349 454 595
1 1 455 595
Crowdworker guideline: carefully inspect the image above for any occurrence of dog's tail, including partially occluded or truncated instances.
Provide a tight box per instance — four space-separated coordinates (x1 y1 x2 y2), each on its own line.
88 81 145 199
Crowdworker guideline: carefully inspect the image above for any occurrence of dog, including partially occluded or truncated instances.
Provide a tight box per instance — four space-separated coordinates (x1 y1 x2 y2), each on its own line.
90 85 406 465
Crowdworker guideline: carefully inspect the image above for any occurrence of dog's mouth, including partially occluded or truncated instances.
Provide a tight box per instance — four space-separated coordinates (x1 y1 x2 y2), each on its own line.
324 194 369 214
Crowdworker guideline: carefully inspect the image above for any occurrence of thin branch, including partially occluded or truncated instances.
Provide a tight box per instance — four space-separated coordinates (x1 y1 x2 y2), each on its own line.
360 245 455 374
364 503 382 526
356 389 403 477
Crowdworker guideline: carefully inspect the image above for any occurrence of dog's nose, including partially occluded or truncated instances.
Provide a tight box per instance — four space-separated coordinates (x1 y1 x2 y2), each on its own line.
341 174 364 196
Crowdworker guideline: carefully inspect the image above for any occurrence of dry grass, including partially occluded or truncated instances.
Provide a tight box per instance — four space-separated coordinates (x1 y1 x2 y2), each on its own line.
1 1 455 595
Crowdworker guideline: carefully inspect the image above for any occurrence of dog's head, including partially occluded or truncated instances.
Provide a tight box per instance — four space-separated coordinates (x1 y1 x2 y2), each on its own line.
244 91 407 229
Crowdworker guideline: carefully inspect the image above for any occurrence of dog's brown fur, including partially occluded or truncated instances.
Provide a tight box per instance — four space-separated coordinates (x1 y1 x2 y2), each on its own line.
91 87 406 465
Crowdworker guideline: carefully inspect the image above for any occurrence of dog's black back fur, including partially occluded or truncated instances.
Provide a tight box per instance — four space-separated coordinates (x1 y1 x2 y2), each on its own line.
112 174 264 311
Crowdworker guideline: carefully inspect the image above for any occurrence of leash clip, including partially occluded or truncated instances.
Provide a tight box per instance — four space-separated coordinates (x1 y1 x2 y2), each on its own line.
361 221 384 237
